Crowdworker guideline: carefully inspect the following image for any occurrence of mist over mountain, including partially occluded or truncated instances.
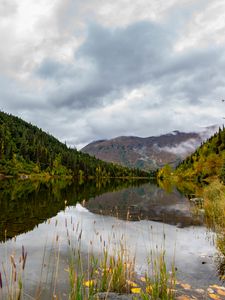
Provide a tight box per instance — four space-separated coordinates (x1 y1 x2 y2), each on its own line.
82 126 218 171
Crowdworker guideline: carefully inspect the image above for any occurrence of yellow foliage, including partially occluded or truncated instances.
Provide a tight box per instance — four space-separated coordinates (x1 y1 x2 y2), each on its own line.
126 280 137 287
210 284 225 291
217 289 225 296
210 285 225 297
208 293 221 300
180 283 191 290
176 296 191 300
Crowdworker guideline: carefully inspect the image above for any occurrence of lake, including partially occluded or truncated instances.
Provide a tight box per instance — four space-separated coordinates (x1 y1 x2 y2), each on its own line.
0 179 223 299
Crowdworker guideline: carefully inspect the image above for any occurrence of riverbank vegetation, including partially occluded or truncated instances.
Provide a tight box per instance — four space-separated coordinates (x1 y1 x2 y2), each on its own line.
68 246 176 300
0 111 148 179
203 180 225 275
158 126 225 183
157 127 225 276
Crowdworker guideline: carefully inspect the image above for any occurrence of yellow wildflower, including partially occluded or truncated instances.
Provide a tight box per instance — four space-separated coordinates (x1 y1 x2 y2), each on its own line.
84 280 95 287
131 287 141 294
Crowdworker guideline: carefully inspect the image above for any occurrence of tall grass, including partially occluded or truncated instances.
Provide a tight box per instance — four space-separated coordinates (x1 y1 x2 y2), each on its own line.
67 239 175 300
203 180 225 257
141 249 175 300
68 241 137 299
202 180 225 280
0 216 176 300
0 246 27 300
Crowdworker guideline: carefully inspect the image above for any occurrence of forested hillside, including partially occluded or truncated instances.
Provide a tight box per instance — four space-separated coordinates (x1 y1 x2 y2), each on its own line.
174 126 225 182
0 111 147 178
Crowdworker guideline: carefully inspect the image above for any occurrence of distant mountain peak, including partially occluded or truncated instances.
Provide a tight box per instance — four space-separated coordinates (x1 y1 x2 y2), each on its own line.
172 130 180 135
87 139 108 146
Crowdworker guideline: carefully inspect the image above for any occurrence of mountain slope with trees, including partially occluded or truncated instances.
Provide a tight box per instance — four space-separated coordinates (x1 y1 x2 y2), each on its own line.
174 126 225 182
157 126 225 182
0 111 147 178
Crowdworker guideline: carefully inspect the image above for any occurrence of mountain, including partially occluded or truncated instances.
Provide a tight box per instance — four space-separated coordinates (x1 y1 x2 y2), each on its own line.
0 111 147 178
82 127 218 171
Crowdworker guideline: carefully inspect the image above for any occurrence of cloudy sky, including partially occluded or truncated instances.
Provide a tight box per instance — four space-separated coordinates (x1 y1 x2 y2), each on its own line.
0 0 225 149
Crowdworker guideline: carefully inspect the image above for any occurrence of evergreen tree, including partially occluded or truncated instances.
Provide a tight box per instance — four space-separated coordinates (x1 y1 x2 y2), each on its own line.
0 111 149 178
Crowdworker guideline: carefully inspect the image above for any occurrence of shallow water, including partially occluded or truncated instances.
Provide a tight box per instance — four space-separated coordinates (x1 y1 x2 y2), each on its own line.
0 179 222 298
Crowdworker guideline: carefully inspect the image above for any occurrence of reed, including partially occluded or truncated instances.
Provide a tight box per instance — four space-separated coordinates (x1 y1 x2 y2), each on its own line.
1 216 176 300
203 180 225 257
0 245 27 300
68 240 136 299
67 234 175 300
140 249 175 300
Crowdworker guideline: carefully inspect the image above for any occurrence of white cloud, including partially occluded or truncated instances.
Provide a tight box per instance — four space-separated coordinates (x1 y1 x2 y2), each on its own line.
175 0 225 51
159 139 201 157
81 0 196 27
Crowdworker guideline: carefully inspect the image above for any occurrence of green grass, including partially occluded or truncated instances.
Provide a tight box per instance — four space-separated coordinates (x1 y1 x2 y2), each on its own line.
203 180 225 280
141 250 175 300
203 180 225 232
67 241 175 300
68 242 137 299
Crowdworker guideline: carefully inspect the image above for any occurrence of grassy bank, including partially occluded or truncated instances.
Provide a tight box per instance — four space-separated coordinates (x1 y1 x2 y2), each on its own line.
68 246 176 300
0 237 176 300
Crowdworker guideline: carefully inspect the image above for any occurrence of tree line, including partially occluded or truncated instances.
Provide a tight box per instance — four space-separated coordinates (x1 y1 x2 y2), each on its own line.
0 111 148 178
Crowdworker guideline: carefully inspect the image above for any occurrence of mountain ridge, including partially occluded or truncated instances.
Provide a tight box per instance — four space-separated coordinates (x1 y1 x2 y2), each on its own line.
82 126 218 171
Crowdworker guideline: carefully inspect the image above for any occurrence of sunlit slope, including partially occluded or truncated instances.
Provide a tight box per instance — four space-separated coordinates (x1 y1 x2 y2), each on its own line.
175 127 225 182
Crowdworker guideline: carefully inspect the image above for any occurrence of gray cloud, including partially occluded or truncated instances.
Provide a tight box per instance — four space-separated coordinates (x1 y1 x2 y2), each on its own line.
0 0 225 148
35 21 174 110
36 59 64 79
0 0 18 17
35 19 225 114
0 74 49 114
157 47 225 105
77 21 172 82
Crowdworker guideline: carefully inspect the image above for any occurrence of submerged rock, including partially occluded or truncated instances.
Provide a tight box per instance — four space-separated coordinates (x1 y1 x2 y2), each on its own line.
95 292 142 300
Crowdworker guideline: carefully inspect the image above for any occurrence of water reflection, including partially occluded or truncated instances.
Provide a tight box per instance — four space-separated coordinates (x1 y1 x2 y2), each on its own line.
85 183 204 226
0 179 205 242
0 178 223 298
0 204 219 299
0 178 148 241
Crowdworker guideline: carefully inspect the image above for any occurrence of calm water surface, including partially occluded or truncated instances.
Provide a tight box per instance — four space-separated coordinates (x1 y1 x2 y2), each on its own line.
0 179 222 298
